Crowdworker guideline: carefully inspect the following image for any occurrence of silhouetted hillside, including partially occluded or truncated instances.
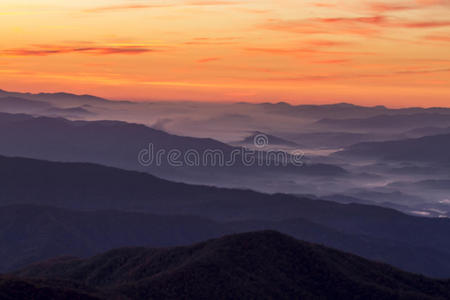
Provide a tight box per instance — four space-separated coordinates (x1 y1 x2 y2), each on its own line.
0 276 101 300
3 204 450 277
227 218 450 278
0 96 51 113
0 96 95 118
249 102 450 119
0 112 346 187
0 205 228 273
403 126 450 138
336 133 450 163
2 156 450 277
0 155 423 221
13 231 450 300
0 155 316 219
315 114 450 132
0 89 111 107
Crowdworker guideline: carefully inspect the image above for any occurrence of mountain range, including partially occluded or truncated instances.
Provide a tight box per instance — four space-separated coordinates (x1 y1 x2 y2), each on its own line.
0 112 346 190
245 101 450 119
1 155 450 277
8 231 450 300
1 89 450 298
0 89 111 107
314 113 450 132
336 133 450 164
0 96 94 118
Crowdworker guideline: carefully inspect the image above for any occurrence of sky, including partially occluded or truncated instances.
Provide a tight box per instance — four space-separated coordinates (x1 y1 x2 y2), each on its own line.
0 0 449 107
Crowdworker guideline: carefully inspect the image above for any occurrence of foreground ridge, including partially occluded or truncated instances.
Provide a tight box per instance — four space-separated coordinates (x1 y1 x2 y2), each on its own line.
9 231 450 300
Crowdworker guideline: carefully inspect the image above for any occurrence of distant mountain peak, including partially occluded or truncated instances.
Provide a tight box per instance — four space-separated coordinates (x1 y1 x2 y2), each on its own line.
0 88 111 106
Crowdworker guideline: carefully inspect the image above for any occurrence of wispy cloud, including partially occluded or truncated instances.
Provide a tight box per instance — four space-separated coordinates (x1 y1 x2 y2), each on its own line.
260 17 386 36
319 16 387 25
361 1 450 13
261 15 450 36
424 34 450 42
184 37 238 45
401 20 450 28
84 1 242 13
312 3 337 8
244 47 371 57
415 0 450 7
394 68 450 75
302 40 353 47
243 39 357 58
367 3 416 12
0 44 158 56
197 57 221 63
248 68 450 83
84 4 172 13
188 1 242 5
312 59 352 64
244 47 318 55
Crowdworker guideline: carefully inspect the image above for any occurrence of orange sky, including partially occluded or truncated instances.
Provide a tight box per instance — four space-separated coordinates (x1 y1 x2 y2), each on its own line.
0 0 449 107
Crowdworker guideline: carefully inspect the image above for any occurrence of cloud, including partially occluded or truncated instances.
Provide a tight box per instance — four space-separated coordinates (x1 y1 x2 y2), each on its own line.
184 37 238 45
197 57 221 63
244 47 370 55
239 8 271 14
302 40 353 47
400 20 450 28
312 3 337 8
394 68 450 75
188 1 242 5
415 0 450 6
247 67 450 83
244 41 371 57
366 0 450 12
312 59 351 64
261 15 450 37
260 17 387 36
424 34 450 42
368 3 416 12
84 1 242 13
320 16 450 29
245 47 320 56
0 44 157 56
244 40 354 58
84 4 172 13
319 16 388 25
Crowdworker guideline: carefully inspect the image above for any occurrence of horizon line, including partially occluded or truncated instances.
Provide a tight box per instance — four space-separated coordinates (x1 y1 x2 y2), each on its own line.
1 87 449 110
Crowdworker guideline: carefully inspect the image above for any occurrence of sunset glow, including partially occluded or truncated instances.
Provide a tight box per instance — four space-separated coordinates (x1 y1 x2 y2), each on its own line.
1 0 449 106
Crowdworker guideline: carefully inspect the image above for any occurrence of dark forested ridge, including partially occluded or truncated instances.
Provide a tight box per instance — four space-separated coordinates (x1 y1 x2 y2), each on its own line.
2 204 450 278
0 276 101 300
1 155 450 277
11 231 450 300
